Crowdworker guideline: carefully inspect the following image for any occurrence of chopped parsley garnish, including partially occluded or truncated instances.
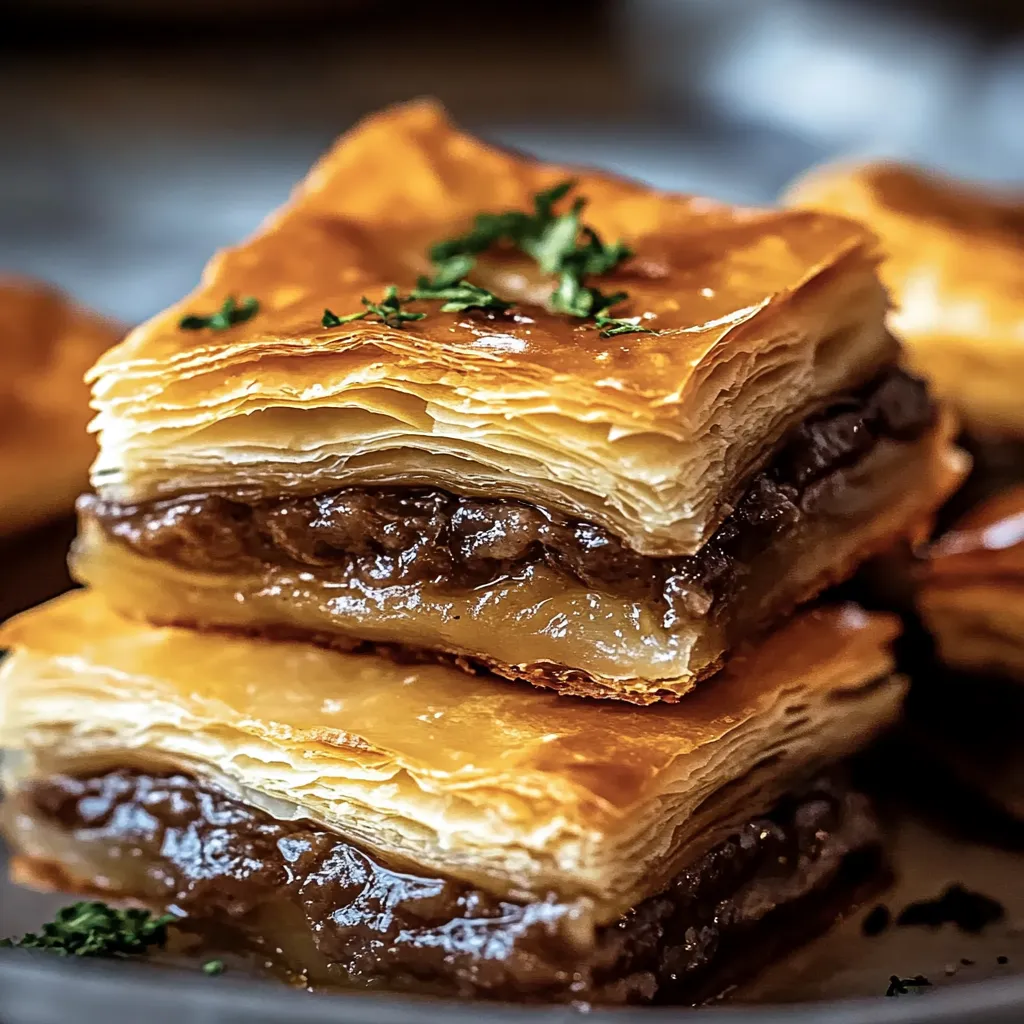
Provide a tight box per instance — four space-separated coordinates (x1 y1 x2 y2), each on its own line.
321 261 507 328
319 181 656 336
320 308 349 328
428 180 653 336
322 286 426 330
410 277 510 313
423 252 476 287
594 313 656 338
0 901 175 958
524 196 588 274
428 180 575 264
551 273 624 319
179 295 259 332
411 255 510 313
203 958 226 976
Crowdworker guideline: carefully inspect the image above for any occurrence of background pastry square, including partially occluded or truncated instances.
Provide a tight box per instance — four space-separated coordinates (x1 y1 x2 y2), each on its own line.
0 278 123 537
785 161 1024 442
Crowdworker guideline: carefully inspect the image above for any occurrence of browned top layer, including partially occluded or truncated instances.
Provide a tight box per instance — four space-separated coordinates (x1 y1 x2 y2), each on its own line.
856 165 1023 241
91 101 877 397
1 277 119 429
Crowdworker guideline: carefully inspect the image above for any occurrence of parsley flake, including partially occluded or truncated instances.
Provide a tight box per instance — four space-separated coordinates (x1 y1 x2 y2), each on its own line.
411 257 510 313
321 182 656 335
321 286 426 330
0 901 175 958
427 179 651 333
885 974 932 997
179 295 259 332
594 313 657 338
524 196 587 274
428 180 576 264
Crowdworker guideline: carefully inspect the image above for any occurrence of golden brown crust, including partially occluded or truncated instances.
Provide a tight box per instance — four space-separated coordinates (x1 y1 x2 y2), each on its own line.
123 620 696 704
87 100 895 555
0 589 903 916
0 278 123 535
785 161 1024 437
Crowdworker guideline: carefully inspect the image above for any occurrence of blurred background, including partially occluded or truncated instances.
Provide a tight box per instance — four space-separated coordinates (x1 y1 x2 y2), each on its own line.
2 0 1022 326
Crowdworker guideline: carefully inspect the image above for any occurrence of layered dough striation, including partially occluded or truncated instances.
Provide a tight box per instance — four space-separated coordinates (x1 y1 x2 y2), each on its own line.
74 104 970 700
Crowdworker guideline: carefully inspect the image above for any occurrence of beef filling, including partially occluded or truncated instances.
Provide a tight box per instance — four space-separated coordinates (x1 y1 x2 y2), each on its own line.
22 770 883 1004
79 367 933 610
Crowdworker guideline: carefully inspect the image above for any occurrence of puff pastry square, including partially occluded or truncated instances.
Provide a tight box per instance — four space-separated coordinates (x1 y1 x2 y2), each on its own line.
0 278 122 536
74 102 964 701
785 161 1024 439
0 591 901 1002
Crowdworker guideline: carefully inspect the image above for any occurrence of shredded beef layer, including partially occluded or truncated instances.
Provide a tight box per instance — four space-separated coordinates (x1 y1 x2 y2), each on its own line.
79 368 933 609
22 770 883 1004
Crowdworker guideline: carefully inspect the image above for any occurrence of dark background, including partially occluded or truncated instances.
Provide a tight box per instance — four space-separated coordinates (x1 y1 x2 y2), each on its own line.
1 0 1021 327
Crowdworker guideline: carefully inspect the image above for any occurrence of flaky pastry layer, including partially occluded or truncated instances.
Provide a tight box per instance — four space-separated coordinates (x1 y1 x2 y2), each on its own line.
785 161 1024 438
920 485 1024 680
87 101 897 555
70 419 964 700
0 278 122 535
0 590 903 919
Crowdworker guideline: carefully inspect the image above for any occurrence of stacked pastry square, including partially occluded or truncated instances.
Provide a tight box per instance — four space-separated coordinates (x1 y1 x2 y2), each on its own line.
0 104 964 1003
787 162 1024 821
